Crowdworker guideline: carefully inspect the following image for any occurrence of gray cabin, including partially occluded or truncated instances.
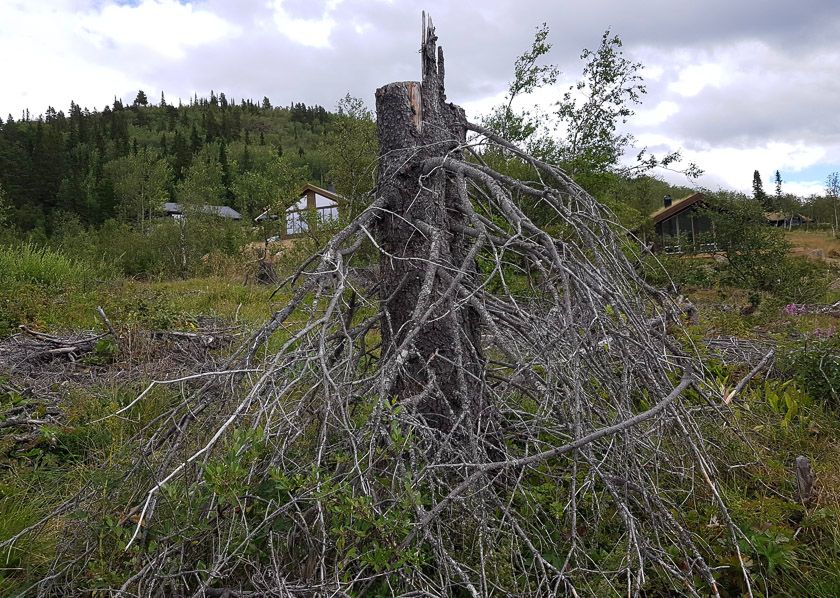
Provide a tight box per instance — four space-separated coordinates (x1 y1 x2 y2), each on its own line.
163 203 242 220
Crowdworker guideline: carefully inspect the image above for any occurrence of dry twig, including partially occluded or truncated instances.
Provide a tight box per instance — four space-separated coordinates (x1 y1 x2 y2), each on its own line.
14 17 745 598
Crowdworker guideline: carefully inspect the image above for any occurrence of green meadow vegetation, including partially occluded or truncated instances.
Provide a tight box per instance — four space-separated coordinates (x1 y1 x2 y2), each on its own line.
0 194 838 596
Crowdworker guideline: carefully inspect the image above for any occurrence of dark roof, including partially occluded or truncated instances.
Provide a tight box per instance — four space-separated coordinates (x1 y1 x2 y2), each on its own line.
163 202 242 220
209 205 243 220
300 183 344 205
650 192 705 225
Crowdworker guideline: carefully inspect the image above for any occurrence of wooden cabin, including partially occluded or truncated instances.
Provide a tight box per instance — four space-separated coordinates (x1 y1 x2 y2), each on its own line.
256 184 343 240
649 193 714 253
763 212 813 228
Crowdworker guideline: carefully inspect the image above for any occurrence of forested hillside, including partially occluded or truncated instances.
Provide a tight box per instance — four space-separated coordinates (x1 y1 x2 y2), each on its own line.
0 91 345 234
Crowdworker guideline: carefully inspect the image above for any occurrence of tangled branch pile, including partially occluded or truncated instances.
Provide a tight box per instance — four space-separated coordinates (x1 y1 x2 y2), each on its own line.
10 19 748 598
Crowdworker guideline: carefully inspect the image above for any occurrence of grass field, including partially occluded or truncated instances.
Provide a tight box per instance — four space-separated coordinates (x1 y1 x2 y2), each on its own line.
786 229 840 265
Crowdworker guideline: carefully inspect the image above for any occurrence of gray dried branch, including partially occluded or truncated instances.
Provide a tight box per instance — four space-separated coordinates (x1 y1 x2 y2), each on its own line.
14 16 747 598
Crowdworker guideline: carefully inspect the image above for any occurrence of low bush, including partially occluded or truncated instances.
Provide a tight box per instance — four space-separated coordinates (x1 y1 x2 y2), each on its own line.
0 243 107 335
649 254 717 288
0 242 101 289
778 336 840 409
53 217 253 279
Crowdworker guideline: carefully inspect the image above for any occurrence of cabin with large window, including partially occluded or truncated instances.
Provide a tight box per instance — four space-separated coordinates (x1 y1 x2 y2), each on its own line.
649 192 714 253
256 184 343 240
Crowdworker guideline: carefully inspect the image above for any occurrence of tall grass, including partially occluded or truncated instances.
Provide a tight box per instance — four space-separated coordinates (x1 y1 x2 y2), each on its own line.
0 243 101 289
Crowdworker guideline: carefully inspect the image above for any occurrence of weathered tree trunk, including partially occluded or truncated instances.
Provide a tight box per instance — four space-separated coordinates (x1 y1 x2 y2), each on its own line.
375 17 484 429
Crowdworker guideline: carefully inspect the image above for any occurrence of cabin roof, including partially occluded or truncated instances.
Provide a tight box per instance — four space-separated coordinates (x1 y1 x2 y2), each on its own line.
300 183 344 205
764 211 814 222
254 183 346 222
163 202 242 220
650 192 705 225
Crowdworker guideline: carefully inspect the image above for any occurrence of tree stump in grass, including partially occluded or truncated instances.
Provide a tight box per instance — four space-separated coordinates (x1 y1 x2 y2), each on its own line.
375 15 484 430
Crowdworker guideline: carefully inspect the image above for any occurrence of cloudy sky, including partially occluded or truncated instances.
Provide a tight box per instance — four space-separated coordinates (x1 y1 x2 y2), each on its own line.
2 0 839 196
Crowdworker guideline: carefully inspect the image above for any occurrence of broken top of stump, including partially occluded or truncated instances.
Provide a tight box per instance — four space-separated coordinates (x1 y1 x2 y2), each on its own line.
376 12 463 140
373 14 483 428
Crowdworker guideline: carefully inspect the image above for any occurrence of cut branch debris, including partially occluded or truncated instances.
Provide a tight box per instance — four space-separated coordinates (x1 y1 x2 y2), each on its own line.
14 15 745 598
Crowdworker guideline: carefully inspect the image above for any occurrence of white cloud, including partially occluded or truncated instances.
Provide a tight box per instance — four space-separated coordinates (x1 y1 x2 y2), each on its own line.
0 0 242 114
0 2 139 114
784 180 826 197
644 65 664 82
270 0 344 49
80 0 241 59
353 21 373 35
673 141 825 192
668 63 727 97
635 101 679 127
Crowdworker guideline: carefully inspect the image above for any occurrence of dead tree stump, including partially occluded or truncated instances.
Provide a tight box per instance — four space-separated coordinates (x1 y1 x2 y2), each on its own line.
375 16 484 429
795 455 816 507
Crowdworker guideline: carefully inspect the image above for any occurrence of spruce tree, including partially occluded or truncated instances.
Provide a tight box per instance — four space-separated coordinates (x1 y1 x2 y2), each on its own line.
241 145 253 174
190 125 201 153
0 182 11 228
219 141 232 201
205 110 218 143
171 131 192 179
752 170 770 211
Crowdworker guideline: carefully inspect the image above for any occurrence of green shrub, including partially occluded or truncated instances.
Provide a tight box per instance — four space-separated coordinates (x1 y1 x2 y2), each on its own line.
645 254 719 288
53 217 253 279
0 243 108 335
778 336 840 408
699 194 830 301
768 255 830 303
0 243 100 289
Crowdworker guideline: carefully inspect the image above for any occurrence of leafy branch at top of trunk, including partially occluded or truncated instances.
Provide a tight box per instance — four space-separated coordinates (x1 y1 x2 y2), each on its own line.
556 30 645 174
320 94 378 220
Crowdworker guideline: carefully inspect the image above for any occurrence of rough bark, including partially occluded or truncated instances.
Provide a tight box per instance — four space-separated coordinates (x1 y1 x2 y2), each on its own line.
795 455 816 507
375 18 483 429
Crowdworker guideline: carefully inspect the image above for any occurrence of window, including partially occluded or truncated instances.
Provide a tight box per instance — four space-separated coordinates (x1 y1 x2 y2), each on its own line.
283 190 340 237
318 206 338 223
285 210 309 236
